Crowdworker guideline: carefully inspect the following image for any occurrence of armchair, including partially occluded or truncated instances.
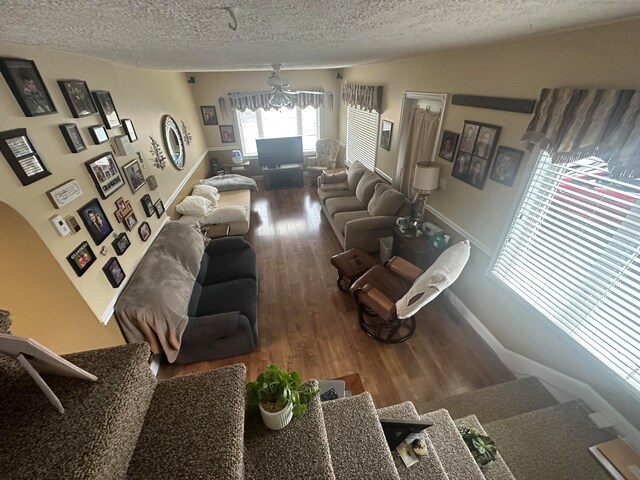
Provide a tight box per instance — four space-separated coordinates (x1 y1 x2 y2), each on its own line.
350 240 470 343
304 138 342 185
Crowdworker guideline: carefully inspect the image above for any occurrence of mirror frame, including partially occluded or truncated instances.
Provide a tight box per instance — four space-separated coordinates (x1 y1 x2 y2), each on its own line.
162 115 185 170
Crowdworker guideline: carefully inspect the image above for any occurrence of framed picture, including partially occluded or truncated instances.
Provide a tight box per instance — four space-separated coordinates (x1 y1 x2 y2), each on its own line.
89 125 109 144
138 222 151 242
57 79 97 117
200 106 218 125
111 232 130 255
46 179 83 209
113 197 133 223
77 198 113 245
473 124 501 159
140 194 154 217
124 212 138 231
380 120 393 151
438 130 459 162
59 123 86 153
122 158 146 193
92 90 121 129
66 241 96 277
459 122 480 154
219 125 236 143
0 128 51 185
452 150 472 182
154 199 165 218
490 146 524 187
122 119 138 142
84 152 124 199
467 156 490 189
102 257 126 288
0 57 56 116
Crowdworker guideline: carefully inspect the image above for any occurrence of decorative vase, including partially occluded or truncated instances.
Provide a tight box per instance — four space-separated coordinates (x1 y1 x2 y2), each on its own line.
259 400 293 430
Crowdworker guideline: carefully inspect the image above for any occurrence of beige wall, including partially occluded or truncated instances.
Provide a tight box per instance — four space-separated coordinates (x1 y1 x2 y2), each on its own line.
0 42 207 346
339 20 640 427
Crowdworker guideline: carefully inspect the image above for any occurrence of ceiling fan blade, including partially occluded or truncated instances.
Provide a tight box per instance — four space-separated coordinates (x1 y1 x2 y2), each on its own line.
228 90 273 98
289 90 329 96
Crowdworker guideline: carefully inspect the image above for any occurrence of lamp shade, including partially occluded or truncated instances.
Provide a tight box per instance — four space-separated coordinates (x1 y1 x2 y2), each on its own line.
413 162 440 193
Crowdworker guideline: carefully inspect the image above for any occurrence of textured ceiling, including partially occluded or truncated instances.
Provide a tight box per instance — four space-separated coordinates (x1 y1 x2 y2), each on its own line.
2 0 640 71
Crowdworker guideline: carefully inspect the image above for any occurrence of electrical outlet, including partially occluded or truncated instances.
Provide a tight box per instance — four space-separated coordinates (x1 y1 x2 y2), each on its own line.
589 412 613 429
439 178 447 191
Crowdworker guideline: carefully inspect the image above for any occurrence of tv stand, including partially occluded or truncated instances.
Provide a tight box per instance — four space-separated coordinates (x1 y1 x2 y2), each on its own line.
263 164 303 190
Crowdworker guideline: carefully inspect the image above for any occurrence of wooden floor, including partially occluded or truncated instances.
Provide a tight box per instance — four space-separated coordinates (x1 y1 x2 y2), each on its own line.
159 181 514 413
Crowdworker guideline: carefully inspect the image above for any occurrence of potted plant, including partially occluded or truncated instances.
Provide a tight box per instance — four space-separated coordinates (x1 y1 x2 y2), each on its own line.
246 364 319 430
458 426 498 466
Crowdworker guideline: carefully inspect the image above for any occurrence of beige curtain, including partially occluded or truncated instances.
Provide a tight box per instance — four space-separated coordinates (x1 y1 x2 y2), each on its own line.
400 107 441 196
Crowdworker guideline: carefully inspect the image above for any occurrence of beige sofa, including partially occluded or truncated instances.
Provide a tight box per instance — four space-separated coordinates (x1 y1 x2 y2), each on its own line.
317 161 413 252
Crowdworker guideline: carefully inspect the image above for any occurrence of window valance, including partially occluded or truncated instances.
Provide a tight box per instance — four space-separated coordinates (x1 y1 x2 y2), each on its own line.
228 90 332 112
522 88 640 178
341 83 383 113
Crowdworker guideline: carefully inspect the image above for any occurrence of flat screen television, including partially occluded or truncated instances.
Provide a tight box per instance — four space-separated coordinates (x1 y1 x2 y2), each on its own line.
256 136 303 168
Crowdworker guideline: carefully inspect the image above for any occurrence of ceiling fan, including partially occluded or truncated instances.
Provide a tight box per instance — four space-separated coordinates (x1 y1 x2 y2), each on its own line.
228 63 330 108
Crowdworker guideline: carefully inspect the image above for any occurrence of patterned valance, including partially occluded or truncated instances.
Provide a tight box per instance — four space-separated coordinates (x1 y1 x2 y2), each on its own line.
341 83 383 113
522 88 640 178
229 90 332 112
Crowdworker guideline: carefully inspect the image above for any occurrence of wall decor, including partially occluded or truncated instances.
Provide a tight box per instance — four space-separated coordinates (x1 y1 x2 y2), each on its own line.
124 212 138 231
154 199 165 218
438 130 459 162
138 222 151 242
64 214 81 234
122 119 138 142
451 94 536 114
219 125 235 143
0 57 56 116
112 232 130 255
162 115 185 170
100 246 108 256
123 158 146 193
77 198 113 245
57 79 97 117
92 90 121 129
59 123 86 153
490 146 524 187
89 125 109 144
0 128 51 185
113 196 133 223
103 257 126 288
453 151 490 190
46 179 83 208
66 241 96 277
200 105 219 125
113 135 135 157
181 121 193 146
84 152 124 199
149 136 167 170
140 194 154 217
459 121 501 160
380 120 393 151
146 174 158 190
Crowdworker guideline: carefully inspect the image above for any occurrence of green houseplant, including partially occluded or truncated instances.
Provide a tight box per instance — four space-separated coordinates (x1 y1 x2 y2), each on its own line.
458 426 498 466
246 364 319 430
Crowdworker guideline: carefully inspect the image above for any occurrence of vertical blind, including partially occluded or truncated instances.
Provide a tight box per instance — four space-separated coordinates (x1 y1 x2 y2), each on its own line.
345 105 379 171
491 152 640 393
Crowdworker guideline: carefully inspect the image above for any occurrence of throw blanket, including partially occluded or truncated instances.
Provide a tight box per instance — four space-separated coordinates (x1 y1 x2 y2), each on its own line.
199 174 258 192
115 222 207 362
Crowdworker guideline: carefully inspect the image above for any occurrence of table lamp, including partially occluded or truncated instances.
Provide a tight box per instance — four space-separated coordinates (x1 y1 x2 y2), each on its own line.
412 162 440 221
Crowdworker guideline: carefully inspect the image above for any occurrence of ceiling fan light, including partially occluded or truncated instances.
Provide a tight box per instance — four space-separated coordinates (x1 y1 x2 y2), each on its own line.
269 90 292 108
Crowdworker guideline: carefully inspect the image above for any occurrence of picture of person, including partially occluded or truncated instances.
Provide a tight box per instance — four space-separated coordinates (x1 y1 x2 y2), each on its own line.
452 151 471 180
103 258 126 287
85 153 125 199
138 221 151 241
123 159 146 193
58 80 96 117
66 241 96 276
92 90 121 128
200 106 219 125
474 126 498 159
19 69 53 114
78 199 113 245
469 157 487 188
438 131 459 161
220 125 236 143
124 212 138 231
490 146 524 187
459 123 479 153
1 59 56 117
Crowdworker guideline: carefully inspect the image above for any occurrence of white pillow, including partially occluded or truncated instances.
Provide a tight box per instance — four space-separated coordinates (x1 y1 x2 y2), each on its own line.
201 206 249 225
176 196 213 217
176 215 201 227
192 184 220 207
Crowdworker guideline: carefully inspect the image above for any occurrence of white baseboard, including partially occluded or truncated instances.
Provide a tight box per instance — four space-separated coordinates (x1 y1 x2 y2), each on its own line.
443 289 640 450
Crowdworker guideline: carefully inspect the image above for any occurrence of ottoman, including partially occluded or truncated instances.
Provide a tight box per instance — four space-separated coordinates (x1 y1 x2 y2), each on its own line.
330 248 377 292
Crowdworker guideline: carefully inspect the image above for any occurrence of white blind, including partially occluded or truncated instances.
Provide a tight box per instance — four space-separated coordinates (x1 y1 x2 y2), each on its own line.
235 106 320 157
346 105 379 171
491 152 640 393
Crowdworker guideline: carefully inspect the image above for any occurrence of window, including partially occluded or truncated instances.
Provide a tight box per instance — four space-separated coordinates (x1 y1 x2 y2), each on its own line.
345 105 379 171
491 151 640 393
235 107 320 157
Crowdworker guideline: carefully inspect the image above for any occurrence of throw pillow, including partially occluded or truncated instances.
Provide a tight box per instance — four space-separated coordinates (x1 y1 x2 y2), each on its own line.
192 185 220 207
201 206 249 224
355 170 382 206
176 196 214 217
367 183 406 216
347 161 367 192
321 170 347 184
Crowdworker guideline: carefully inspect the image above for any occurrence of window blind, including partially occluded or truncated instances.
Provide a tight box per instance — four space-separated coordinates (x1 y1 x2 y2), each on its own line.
491 153 640 393
346 105 379 171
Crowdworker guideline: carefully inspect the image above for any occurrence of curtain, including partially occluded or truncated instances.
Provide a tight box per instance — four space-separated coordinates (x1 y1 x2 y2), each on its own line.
341 83 383 113
229 90 331 112
400 107 440 196
522 88 640 178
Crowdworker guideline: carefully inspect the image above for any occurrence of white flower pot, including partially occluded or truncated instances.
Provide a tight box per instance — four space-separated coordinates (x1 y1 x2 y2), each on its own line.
259 401 293 430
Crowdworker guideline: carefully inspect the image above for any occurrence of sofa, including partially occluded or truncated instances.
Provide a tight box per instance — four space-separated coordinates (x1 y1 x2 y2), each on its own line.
115 221 258 364
318 161 414 252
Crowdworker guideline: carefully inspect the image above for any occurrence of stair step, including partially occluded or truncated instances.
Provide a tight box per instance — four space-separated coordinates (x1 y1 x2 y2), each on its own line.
244 380 335 480
323 393 400 479
484 400 616 480
418 408 484 480
423 377 558 423
453 415 515 480
377 402 449 480
128 363 246 480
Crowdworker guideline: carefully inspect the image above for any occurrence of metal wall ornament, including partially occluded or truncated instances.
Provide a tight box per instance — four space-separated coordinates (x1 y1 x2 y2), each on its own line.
181 121 193 147
149 136 167 170
162 115 185 170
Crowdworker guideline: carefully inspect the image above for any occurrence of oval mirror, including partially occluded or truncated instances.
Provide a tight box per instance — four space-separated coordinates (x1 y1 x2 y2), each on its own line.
162 115 185 170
